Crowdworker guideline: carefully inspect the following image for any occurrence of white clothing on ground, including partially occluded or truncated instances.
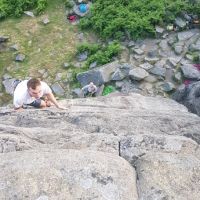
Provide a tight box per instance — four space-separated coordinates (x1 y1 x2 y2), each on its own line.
13 80 52 108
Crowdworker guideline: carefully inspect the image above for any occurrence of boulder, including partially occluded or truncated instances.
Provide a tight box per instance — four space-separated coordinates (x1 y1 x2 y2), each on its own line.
189 38 200 51
139 62 153 71
173 81 200 116
51 83 65 96
177 30 196 41
76 51 88 62
175 17 187 29
77 61 119 87
0 36 9 42
149 66 166 77
42 17 50 25
111 69 126 81
15 54 25 62
24 11 34 17
10 44 19 51
2 78 16 95
132 48 144 55
180 64 200 79
129 68 149 81
160 82 175 92
155 26 164 34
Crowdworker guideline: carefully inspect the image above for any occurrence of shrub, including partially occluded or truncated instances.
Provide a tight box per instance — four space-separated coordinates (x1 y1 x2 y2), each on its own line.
192 53 200 63
63 0 73 9
0 0 47 19
102 85 116 96
77 43 100 56
77 41 121 68
86 41 121 65
79 0 200 40
36 0 47 14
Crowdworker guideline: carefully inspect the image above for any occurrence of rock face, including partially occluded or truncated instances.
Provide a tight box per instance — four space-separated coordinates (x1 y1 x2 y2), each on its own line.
173 81 200 116
0 150 138 200
1 93 200 199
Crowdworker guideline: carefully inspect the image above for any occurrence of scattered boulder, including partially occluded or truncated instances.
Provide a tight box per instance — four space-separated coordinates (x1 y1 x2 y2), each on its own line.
3 74 12 80
51 83 65 96
132 48 144 55
42 17 50 25
177 30 196 41
10 44 19 51
139 62 153 71
161 82 175 92
15 54 25 62
24 11 35 17
119 63 133 76
149 66 166 77
175 17 187 29
111 69 126 81
174 42 184 55
189 38 200 51
77 51 88 62
166 57 181 67
144 56 159 63
77 61 119 87
2 78 16 95
180 64 200 79
63 63 70 68
0 36 9 42
77 70 103 87
55 73 63 81
174 72 182 82
127 40 135 48
155 26 164 35
129 68 149 81
89 61 97 69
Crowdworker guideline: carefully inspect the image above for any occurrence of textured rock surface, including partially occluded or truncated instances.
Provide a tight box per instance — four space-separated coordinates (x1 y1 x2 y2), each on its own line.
0 93 200 199
0 150 138 200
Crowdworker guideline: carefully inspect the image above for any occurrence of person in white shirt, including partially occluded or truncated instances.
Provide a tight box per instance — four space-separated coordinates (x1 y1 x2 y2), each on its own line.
13 78 66 110
81 82 98 97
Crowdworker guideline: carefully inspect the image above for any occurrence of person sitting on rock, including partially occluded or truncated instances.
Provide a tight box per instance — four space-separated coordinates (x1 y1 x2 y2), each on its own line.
13 78 66 110
81 82 98 97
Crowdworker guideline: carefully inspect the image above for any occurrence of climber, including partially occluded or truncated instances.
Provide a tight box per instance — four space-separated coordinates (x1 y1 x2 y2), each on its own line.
81 82 98 97
13 78 66 110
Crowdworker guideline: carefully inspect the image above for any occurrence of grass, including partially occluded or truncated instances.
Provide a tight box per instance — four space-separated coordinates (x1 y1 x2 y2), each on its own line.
0 0 78 79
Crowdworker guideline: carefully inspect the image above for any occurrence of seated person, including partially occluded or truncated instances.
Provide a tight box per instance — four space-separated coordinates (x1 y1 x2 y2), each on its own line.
81 82 97 97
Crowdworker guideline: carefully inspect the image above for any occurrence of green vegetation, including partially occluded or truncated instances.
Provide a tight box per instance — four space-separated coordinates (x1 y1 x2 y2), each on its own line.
77 43 100 56
79 0 200 40
192 53 200 63
63 0 74 9
77 41 121 68
0 0 47 19
0 0 78 79
102 85 116 96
